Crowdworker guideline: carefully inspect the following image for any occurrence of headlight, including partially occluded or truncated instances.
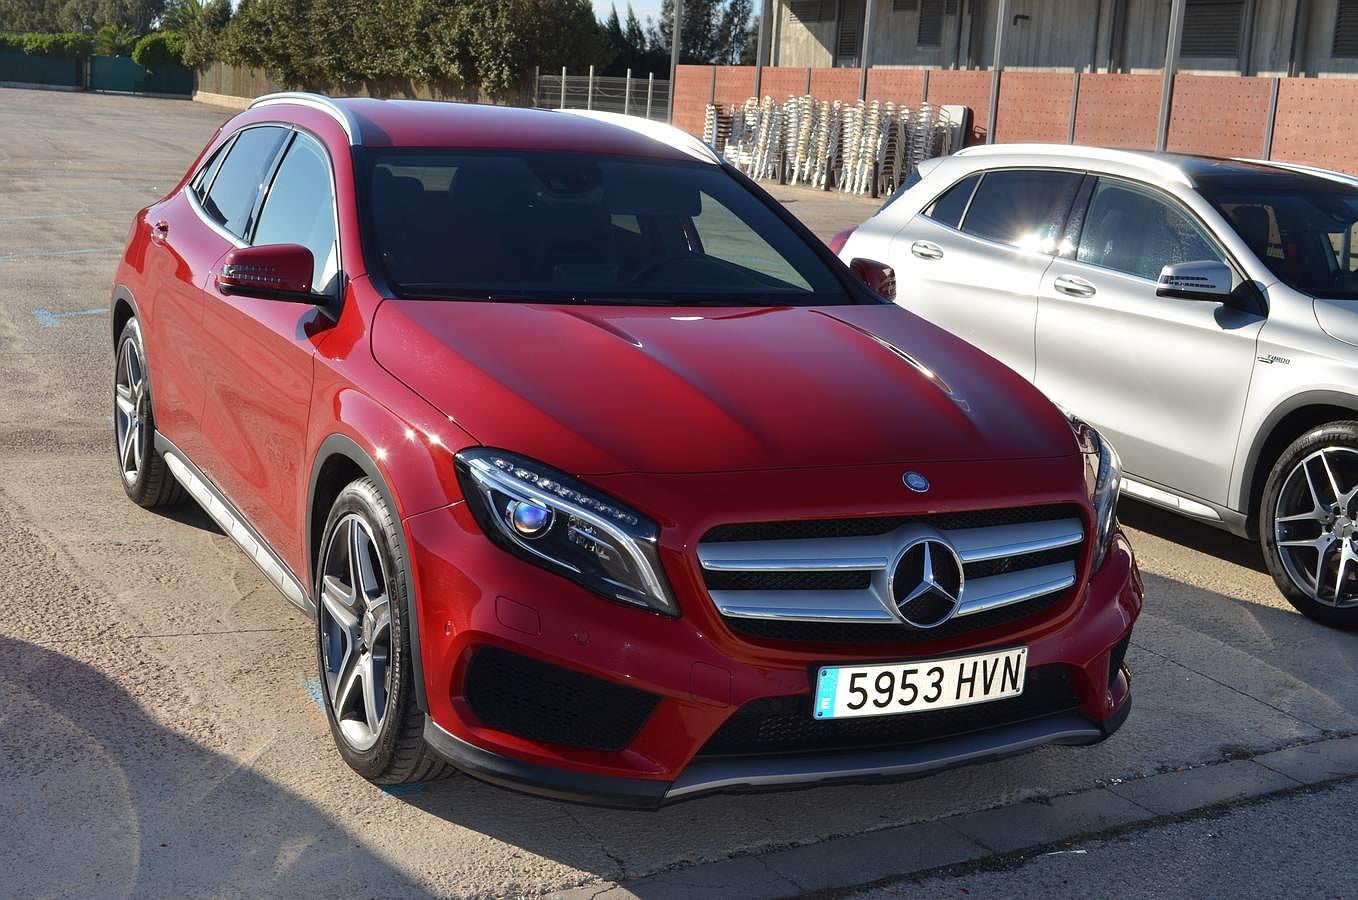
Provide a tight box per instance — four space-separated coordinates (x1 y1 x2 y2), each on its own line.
455 449 678 616
1069 417 1122 569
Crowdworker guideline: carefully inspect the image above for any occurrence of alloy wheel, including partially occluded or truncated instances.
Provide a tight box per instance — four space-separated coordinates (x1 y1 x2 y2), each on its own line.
1274 446 1358 608
319 514 394 751
114 337 148 485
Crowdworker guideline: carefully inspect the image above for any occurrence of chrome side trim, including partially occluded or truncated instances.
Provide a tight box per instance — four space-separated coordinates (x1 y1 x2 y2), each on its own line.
156 432 312 615
249 92 360 146
1122 477 1222 520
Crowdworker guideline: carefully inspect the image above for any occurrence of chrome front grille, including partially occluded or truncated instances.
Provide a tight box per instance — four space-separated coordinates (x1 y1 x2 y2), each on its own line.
697 505 1085 636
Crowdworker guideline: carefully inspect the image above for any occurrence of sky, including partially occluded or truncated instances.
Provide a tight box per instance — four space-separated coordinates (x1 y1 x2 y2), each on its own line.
591 0 664 26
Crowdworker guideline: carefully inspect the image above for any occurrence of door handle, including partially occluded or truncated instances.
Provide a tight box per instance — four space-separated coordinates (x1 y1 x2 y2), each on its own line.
910 240 944 260
151 220 169 241
1053 274 1096 298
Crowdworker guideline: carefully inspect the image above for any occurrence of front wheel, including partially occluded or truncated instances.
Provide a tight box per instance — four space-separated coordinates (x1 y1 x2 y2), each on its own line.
315 477 453 783
1260 422 1358 627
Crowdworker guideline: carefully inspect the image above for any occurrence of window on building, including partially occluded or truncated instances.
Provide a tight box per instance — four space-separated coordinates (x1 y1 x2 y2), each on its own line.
1335 0 1358 57
1181 0 1245 57
837 0 863 59
917 0 945 47
789 0 834 22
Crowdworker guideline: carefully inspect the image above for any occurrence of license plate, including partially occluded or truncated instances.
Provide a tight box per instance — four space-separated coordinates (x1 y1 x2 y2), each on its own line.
814 647 1027 720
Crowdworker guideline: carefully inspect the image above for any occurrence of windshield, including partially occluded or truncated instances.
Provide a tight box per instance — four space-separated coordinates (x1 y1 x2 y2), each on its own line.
1204 185 1358 300
360 149 853 305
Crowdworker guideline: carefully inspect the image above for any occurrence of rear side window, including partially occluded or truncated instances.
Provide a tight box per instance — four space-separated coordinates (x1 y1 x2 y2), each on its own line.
201 126 288 239
253 134 339 295
192 139 232 203
924 174 979 228
960 170 1082 250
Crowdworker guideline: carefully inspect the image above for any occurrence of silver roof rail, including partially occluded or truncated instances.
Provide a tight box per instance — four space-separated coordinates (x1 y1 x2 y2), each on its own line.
249 92 360 146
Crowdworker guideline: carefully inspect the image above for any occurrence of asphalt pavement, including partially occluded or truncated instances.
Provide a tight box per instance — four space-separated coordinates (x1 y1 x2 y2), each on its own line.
0 88 1354 899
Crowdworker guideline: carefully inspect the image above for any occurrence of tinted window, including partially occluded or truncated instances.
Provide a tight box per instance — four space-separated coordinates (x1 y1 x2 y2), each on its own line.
202 126 287 238
1205 186 1358 300
924 174 979 228
193 139 232 203
961 170 1082 250
363 150 851 306
879 167 924 212
1078 179 1223 281
254 135 339 294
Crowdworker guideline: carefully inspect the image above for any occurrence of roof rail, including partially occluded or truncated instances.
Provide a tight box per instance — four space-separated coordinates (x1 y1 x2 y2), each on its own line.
249 92 360 145
1231 157 1358 187
954 143 1192 186
557 109 721 164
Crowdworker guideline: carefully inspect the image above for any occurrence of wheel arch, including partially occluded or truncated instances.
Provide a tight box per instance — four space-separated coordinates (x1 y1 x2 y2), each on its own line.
307 433 429 712
111 284 138 349
1239 391 1358 533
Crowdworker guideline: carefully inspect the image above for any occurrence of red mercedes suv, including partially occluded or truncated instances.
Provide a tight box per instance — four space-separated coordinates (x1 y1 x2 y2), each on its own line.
110 93 1141 807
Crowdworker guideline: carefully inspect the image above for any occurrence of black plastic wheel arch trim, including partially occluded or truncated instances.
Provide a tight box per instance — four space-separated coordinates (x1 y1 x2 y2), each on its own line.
306 433 428 712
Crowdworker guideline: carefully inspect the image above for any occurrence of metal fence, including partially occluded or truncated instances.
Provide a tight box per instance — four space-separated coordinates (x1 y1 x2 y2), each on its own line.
534 70 670 121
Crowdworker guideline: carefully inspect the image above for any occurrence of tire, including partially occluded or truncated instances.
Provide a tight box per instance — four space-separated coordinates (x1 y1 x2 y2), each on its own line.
1259 421 1358 628
315 477 454 783
114 318 184 508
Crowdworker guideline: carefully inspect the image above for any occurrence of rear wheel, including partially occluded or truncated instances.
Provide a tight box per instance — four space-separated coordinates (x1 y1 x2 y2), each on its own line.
114 318 183 508
1260 422 1358 627
316 477 453 783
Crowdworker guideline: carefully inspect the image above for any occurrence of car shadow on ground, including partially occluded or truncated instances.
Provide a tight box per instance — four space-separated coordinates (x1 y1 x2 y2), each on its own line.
0 635 423 897
148 496 224 535
1118 497 1266 573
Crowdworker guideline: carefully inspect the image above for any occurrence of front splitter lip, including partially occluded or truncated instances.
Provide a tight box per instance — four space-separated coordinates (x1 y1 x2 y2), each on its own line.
422 696 1130 810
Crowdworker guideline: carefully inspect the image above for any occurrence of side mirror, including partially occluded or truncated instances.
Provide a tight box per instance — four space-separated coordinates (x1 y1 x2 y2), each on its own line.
849 257 896 300
217 243 315 302
1156 260 1232 301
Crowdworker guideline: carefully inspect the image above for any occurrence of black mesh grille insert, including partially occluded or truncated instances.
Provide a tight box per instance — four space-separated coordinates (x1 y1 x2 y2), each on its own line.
704 570 872 591
463 646 660 752
698 665 1078 758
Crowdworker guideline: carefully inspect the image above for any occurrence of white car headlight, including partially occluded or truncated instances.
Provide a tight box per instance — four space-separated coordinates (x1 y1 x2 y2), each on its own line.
455 449 678 616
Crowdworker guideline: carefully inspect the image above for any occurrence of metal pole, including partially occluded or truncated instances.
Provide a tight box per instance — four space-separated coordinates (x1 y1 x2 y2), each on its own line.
859 0 875 101
986 0 1010 144
560 66 567 109
755 0 773 96
647 72 655 119
1068 70 1081 143
1287 0 1307 77
1263 76 1279 159
587 64 595 110
668 0 685 123
1156 0 1185 152
1088 0 1102 73
533 65 540 106
625 68 632 115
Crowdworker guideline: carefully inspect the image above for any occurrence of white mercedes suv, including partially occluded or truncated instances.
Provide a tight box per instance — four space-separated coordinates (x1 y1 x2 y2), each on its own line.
837 146 1358 626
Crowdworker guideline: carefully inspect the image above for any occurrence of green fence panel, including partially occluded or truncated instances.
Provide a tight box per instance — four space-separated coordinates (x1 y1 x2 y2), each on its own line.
90 55 192 96
0 51 81 88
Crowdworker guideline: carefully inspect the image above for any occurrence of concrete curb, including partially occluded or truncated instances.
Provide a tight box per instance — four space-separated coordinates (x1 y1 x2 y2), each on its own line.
552 734 1358 900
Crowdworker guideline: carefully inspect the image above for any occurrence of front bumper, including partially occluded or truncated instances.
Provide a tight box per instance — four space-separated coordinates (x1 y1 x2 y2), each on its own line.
404 463 1142 808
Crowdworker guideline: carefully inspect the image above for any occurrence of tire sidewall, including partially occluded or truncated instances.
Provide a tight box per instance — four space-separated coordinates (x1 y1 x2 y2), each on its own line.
114 318 155 499
315 478 416 774
1258 421 1358 628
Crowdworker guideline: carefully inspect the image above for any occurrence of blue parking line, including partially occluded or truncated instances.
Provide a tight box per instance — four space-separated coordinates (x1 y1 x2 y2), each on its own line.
381 783 427 797
303 677 325 711
33 307 108 327
3 247 122 262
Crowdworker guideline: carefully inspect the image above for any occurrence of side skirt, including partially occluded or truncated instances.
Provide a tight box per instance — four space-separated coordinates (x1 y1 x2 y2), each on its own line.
1121 475 1251 538
155 431 315 618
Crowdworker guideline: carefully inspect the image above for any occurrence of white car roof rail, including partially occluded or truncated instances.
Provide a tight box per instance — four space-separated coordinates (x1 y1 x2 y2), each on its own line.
955 143 1193 187
249 92 360 146
558 109 721 165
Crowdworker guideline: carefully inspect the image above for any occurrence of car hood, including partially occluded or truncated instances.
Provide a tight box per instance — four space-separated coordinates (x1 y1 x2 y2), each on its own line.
371 301 1076 476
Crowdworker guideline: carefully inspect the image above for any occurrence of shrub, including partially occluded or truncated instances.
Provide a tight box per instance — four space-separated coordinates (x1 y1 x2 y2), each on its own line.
132 31 185 67
0 32 95 58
